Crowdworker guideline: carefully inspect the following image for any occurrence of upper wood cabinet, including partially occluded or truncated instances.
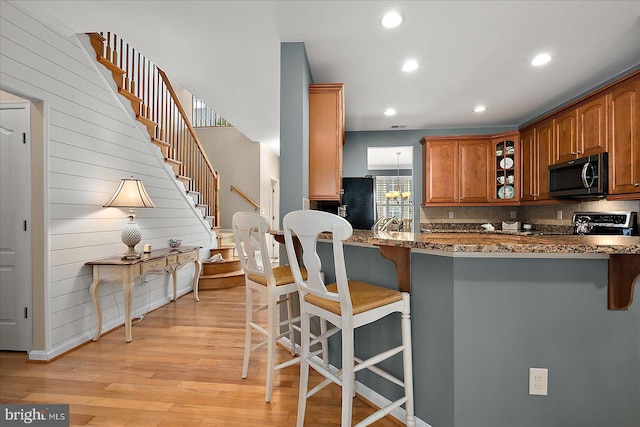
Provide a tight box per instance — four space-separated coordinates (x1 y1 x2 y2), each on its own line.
422 137 492 204
553 95 607 164
535 120 554 201
608 78 640 196
459 139 492 203
309 83 345 201
578 96 608 157
554 109 579 163
520 128 536 203
423 139 458 203
521 121 554 202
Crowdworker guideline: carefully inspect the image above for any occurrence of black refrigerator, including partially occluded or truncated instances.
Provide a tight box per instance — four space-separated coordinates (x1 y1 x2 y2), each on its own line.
342 177 376 230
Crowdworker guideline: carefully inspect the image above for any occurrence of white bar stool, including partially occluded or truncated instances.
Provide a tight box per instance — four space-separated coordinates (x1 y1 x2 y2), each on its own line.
232 211 308 403
283 210 415 427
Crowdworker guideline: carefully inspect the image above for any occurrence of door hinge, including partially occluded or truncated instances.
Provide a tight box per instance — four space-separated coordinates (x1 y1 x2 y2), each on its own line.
24 307 28 319
23 132 26 144
23 220 27 231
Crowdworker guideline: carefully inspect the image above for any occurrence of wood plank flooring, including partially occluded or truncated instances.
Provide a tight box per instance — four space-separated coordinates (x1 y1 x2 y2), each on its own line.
0 287 401 426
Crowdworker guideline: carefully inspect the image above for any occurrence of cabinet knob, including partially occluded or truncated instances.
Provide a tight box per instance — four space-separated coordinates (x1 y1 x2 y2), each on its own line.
635 182 639 187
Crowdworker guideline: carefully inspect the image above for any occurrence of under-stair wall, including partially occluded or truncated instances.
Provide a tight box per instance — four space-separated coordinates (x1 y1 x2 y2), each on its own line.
0 1 213 360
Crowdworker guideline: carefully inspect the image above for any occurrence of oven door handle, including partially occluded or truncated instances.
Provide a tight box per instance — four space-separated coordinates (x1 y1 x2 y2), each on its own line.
581 162 595 188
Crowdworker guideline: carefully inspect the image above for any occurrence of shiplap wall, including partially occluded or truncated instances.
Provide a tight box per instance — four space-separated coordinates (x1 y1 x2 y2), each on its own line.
0 1 213 359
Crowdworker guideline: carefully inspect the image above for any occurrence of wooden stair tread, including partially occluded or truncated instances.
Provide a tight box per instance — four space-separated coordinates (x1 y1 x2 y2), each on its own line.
165 157 181 165
118 87 142 103
136 114 156 127
151 137 170 148
203 261 241 276
201 269 245 279
97 56 125 75
204 256 240 264
176 174 192 181
215 244 235 250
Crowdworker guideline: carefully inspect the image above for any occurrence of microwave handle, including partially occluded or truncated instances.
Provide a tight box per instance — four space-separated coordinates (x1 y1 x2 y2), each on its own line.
581 162 595 188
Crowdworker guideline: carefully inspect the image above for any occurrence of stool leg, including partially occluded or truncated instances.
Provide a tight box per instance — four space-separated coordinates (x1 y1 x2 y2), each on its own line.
341 326 355 427
296 310 311 427
241 285 252 379
265 290 277 402
286 293 296 356
320 317 329 368
402 295 415 427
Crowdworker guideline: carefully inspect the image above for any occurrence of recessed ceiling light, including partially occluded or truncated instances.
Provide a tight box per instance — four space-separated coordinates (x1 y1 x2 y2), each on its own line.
401 59 419 72
384 108 397 116
531 53 552 66
381 11 403 28
473 105 487 113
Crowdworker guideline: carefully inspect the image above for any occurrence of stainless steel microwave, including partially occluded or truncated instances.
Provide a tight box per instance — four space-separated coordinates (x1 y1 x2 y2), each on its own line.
548 153 608 198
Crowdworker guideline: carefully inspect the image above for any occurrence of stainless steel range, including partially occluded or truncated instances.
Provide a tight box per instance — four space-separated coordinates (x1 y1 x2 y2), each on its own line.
572 211 638 236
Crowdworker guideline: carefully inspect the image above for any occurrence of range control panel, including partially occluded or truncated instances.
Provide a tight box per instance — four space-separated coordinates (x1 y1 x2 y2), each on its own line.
572 211 637 235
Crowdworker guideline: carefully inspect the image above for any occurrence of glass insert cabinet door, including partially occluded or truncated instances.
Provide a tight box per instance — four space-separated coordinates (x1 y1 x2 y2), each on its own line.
495 139 516 200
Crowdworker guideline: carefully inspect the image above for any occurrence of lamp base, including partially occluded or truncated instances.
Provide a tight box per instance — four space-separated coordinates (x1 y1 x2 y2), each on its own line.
121 215 142 260
121 250 142 260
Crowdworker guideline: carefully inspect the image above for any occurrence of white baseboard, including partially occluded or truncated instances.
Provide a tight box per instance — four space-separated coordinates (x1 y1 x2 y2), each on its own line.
28 292 189 361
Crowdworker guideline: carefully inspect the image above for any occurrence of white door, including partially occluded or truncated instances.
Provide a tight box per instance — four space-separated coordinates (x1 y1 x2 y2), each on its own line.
0 105 32 351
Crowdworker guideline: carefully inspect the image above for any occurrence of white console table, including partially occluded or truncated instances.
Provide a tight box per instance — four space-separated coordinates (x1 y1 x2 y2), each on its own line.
86 246 201 342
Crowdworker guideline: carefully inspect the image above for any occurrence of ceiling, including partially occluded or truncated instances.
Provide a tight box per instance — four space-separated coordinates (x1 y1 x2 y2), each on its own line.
23 1 640 159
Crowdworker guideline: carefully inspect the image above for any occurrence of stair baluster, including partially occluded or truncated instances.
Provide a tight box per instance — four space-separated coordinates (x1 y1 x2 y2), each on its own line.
87 32 220 229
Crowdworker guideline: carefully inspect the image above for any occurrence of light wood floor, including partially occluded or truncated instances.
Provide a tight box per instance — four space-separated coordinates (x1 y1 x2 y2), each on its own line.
0 286 401 426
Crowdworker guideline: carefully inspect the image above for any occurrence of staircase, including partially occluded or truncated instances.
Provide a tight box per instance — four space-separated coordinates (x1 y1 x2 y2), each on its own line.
87 32 220 229
200 246 245 290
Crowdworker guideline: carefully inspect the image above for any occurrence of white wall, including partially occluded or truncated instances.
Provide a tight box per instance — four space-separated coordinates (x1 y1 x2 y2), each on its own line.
1 0 212 360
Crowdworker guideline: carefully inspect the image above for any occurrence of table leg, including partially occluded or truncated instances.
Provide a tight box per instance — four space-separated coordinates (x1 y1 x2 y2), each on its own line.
89 279 105 341
123 280 134 343
193 260 201 302
171 268 178 302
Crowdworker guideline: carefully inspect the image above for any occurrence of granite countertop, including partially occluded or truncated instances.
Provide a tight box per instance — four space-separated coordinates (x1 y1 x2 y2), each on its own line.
337 230 640 255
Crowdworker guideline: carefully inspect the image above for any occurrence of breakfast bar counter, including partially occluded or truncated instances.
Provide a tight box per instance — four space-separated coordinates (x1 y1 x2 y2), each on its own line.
274 229 640 427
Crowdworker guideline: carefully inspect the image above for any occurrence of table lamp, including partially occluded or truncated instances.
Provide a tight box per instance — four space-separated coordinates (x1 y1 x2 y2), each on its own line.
103 177 155 259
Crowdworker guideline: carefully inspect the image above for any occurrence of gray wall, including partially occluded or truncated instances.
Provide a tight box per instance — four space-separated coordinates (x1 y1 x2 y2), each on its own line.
448 256 639 427
280 42 312 223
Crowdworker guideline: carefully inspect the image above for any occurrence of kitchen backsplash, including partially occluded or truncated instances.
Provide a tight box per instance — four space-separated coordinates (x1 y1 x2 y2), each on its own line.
420 200 640 232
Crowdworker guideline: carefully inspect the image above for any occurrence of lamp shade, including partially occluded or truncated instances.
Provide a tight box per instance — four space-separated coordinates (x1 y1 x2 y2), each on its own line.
103 178 155 208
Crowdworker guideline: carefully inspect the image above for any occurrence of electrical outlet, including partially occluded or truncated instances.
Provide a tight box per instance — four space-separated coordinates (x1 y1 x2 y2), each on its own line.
529 368 548 396
510 211 517 219
449 211 455 219
556 210 563 220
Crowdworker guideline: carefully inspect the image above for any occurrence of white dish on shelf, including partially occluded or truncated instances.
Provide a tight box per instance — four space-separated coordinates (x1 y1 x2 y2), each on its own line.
499 157 514 169
498 185 515 199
